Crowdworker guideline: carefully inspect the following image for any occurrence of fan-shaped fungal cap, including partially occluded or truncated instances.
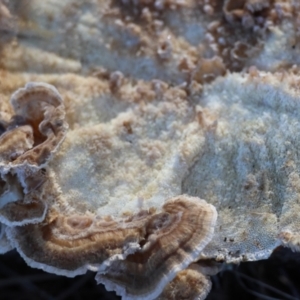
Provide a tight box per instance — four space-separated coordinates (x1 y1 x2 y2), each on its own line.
158 263 213 300
95 196 217 300
7 195 216 299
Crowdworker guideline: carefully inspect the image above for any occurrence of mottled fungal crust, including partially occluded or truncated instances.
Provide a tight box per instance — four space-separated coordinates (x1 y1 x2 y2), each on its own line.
223 0 271 24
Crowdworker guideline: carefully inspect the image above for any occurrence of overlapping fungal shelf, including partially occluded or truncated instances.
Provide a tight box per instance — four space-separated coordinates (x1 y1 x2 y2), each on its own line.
1 0 300 299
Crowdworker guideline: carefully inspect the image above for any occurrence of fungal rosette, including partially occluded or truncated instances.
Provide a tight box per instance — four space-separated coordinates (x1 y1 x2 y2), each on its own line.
2 0 300 299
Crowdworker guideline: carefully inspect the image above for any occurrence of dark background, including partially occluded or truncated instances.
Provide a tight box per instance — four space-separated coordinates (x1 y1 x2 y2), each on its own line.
0 247 299 300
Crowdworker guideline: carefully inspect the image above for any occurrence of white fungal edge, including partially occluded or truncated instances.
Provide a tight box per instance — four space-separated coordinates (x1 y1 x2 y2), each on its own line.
10 82 63 108
96 199 218 300
5 225 142 277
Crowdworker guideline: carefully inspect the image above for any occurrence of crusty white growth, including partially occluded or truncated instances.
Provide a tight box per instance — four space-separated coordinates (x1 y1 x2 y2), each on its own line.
183 71 300 262
248 20 300 71
49 99 203 216
1 0 286 84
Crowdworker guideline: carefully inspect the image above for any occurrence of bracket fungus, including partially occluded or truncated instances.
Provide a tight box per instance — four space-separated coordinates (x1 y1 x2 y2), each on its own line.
95 197 217 299
9 196 217 299
2 0 300 299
